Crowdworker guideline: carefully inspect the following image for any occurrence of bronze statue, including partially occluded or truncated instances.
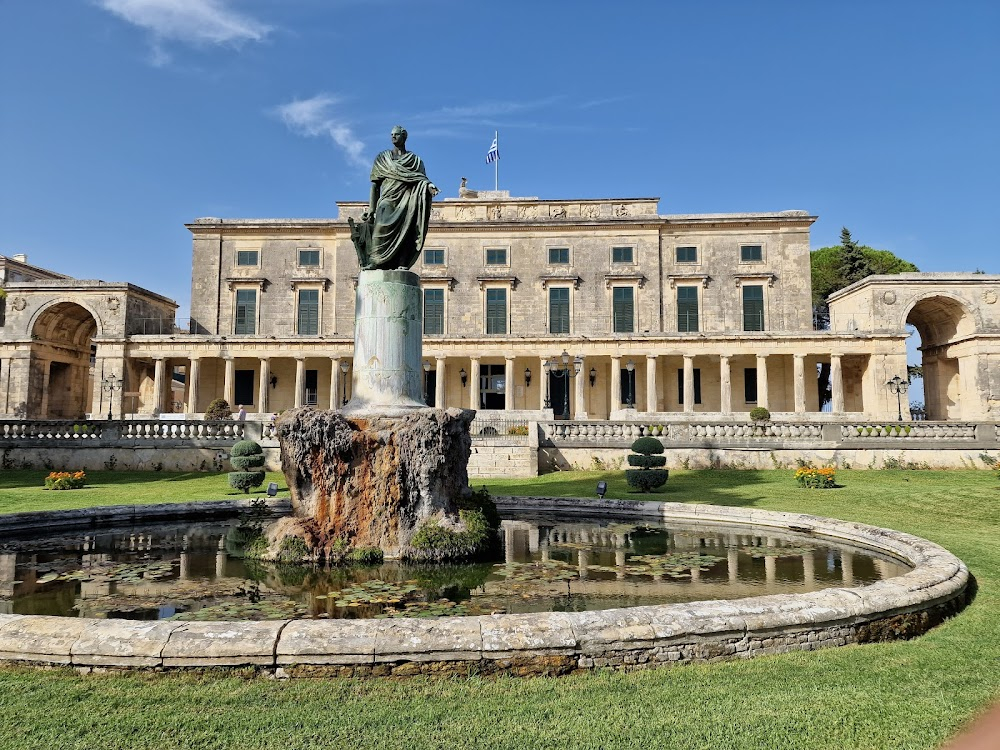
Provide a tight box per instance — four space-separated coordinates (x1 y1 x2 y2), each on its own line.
349 126 438 270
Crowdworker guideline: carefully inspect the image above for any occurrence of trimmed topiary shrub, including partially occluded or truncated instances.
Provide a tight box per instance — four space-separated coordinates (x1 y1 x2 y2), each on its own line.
228 439 264 493
205 398 233 421
625 436 668 493
749 406 771 423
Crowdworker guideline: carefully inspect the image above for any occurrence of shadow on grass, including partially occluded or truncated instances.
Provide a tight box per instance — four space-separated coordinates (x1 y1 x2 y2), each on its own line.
486 468 777 509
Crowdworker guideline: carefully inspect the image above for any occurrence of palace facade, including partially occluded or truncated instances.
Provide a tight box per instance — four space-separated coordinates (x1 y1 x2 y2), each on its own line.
1 193 998 422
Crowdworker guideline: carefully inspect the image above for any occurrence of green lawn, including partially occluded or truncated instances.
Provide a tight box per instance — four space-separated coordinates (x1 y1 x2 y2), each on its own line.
0 468 998 750
0 470 289 514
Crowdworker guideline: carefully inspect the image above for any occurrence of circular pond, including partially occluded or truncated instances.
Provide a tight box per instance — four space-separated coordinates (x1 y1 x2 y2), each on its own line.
0 513 909 622
0 497 970 677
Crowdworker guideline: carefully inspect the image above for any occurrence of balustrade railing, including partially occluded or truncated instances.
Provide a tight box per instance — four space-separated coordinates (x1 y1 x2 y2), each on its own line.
118 421 246 440
840 422 979 440
470 418 531 443
542 422 669 442
0 421 104 440
690 423 824 439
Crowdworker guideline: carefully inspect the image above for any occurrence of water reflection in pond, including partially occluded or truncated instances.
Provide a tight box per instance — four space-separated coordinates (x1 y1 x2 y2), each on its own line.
0 513 910 621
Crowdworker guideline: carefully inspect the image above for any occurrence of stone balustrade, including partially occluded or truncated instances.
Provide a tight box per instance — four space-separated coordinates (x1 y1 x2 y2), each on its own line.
0 419 245 446
0 421 104 440
839 423 979 440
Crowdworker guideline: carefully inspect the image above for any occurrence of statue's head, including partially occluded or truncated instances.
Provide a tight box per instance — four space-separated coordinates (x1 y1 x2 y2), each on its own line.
390 125 407 146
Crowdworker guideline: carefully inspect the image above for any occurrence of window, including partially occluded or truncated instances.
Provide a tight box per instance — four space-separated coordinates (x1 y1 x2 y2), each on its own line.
297 289 319 335
485 247 507 265
305 369 318 406
234 289 256 335
675 246 698 263
549 287 570 334
234 370 254 407
742 285 765 331
236 250 258 267
740 245 763 262
298 249 320 267
486 288 507 334
423 288 444 335
548 247 570 264
612 286 634 333
744 368 758 403
424 248 445 265
677 286 699 332
612 246 634 264
677 368 703 405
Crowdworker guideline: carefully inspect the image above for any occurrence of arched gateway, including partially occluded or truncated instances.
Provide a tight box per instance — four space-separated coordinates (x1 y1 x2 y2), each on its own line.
28 301 99 418
905 295 976 421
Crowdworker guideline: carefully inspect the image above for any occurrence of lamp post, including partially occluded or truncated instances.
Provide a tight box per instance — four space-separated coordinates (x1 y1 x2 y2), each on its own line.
546 350 581 419
340 361 349 406
625 359 635 408
423 360 432 405
886 375 909 421
102 375 123 421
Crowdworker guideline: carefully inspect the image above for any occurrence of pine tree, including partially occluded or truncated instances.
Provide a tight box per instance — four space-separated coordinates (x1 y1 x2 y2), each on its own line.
839 227 871 283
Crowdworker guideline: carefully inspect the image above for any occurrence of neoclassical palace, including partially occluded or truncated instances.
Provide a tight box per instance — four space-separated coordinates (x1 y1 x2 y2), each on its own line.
1 192 998 422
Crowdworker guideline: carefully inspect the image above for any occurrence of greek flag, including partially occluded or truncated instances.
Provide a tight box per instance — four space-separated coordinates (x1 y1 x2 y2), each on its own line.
486 134 499 163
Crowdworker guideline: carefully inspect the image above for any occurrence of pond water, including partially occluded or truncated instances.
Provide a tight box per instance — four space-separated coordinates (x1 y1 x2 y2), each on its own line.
0 513 910 621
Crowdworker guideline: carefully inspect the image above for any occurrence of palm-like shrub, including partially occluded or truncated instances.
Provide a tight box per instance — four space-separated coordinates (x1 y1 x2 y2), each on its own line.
228 439 265 493
625 436 668 493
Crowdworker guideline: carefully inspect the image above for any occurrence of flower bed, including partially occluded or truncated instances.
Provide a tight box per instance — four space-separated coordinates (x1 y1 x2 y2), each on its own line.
44 471 86 490
794 466 836 489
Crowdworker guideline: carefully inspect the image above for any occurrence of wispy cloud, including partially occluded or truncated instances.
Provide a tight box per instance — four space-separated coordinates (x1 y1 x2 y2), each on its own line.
97 0 270 64
274 94 368 169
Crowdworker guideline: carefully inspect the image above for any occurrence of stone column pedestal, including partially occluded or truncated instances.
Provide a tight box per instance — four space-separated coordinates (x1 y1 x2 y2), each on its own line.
343 269 426 416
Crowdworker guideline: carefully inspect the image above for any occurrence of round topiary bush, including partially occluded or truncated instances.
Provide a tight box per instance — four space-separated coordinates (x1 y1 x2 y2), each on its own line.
625 436 668 493
749 406 771 422
631 436 665 456
205 398 233 421
228 439 264 493
627 454 667 468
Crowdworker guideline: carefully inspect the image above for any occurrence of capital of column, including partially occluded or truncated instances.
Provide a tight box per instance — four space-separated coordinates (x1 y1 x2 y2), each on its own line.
794 353 806 360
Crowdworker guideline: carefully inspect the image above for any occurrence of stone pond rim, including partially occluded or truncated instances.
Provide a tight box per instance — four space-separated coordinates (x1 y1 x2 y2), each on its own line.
0 497 971 677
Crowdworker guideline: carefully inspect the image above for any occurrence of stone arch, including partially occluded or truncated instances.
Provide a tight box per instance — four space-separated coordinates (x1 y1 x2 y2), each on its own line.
27 301 101 418
904 294 976 420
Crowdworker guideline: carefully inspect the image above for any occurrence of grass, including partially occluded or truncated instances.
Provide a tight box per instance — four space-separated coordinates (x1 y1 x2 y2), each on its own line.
0 470 289 514
0 468 998 749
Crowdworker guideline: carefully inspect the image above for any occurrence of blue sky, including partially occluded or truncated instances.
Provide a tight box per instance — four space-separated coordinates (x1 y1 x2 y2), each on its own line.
1 0 998 323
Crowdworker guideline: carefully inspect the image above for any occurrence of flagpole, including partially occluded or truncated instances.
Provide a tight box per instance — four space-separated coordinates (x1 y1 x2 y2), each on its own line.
494 130 498 191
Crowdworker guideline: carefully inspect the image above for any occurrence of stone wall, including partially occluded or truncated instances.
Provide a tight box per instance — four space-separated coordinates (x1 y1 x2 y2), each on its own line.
0 497 969 677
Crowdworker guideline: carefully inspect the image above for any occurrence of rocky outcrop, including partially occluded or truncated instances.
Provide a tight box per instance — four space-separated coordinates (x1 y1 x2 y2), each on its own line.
276 407 476 558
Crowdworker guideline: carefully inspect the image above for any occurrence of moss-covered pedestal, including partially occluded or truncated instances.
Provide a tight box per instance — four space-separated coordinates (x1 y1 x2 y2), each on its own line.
273 407 495 561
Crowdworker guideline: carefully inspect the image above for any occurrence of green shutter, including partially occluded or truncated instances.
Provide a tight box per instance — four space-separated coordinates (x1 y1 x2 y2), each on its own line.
613 287 634 333
549 287 570 334
423 288 444 334
297 289 319 335
234 289 256 335
742 285 764 331
486 288 507 334
677 286 699 332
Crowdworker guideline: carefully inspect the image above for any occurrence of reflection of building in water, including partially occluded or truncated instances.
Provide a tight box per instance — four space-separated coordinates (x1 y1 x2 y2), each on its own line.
0 553 15 613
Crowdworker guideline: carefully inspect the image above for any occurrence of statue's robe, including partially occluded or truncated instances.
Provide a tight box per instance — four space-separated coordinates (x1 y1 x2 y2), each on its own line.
368 150 433 270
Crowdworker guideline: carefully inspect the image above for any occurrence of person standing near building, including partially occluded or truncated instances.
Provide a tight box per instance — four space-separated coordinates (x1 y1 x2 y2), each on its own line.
237 405 246 421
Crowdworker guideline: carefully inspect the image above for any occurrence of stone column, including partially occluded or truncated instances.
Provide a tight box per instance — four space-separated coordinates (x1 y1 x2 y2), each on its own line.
188 357 201 414
152 358 166 414
793 354 806 413
257 358 269 414
610 356 622 412
575 356 587 419
470 357 481 410
504 356 514 411
294 357 305 408
330 357 341 410
756 354 769 410
537 356 546 410
719 355 732 413
645 355 657 413
803 553 815 590
436 356 447 409
223 357 235 406
683 355 695 413
830 354 845 414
